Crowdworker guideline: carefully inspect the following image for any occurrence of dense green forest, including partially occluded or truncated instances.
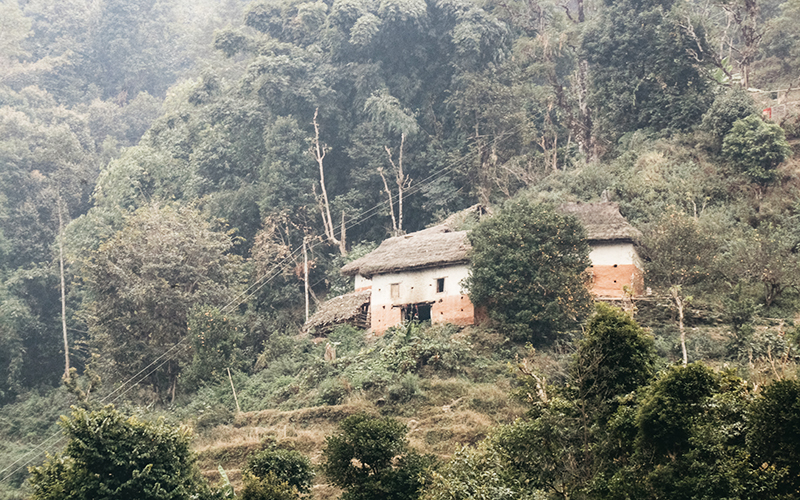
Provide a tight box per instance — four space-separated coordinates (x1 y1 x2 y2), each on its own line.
1 0 800 497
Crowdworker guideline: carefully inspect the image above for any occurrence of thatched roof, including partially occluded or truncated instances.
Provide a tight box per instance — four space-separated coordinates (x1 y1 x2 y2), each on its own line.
559 202 641 242
341 230 470 277
304 289 371 333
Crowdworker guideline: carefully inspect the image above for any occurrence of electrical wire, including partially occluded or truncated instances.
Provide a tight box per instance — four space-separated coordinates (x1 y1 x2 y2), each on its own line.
0 121 525 485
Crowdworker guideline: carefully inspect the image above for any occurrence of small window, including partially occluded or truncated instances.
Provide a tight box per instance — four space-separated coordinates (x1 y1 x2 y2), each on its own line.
390 283 400 299
436 278 445 293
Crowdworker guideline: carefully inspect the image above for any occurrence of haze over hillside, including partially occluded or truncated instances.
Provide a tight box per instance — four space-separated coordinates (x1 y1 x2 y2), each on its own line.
1 0 799 498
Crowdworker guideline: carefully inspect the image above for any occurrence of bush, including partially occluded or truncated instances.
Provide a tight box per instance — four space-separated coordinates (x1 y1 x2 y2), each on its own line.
387 373 420 403
321 413 434 500
239 472 300 500
722 114 792 183
28 405 208 500
317 377 351 405
246 448 314 493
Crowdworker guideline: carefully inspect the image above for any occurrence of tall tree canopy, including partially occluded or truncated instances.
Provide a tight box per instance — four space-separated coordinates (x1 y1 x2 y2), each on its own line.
466 198 592 340
81 205 243 398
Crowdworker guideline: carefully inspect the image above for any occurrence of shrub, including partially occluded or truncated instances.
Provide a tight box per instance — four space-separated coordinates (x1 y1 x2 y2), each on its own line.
239 472 300 500
321 413 434 500
317 377 350 406
246 448 314 493
28 405 208 500
387 373 420 403
722 114 792 183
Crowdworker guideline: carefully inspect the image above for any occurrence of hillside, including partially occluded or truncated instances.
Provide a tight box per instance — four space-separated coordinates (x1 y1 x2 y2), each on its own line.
2 0 800 497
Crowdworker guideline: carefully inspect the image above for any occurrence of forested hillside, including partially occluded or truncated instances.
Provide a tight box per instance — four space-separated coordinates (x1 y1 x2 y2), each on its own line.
1 0 800 497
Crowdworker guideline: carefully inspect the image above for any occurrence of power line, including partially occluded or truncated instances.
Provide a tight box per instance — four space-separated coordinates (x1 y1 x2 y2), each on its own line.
0 122 524 485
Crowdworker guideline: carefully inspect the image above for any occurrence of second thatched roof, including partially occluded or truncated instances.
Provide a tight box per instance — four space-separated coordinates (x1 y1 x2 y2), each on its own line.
341 230 470 278
304 289 371 334
559 202 641 242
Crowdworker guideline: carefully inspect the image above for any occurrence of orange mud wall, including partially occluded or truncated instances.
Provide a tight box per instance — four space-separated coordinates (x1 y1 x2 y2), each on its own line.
371 294 479 334
371 303 403 333
432 294 476 327
590 264 644 298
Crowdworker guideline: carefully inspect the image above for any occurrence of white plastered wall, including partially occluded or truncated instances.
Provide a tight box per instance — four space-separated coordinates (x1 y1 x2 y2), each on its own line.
588 241 641 267
370 264 470 307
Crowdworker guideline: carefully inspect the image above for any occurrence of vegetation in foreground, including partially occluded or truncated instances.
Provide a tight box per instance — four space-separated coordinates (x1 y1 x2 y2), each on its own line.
15 305 800 500
2 0 800 497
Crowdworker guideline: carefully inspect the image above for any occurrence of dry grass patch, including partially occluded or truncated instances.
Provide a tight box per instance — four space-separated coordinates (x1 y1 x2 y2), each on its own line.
408 408 496 456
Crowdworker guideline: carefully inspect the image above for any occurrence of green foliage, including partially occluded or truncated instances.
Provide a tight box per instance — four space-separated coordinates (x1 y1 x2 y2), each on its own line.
640 209 720 289
81 205 243 396
467 198 592 341
419 444 537 500
635 363 719 457
701 86 758 145
573 303 657 417
28 405 207 500
583 0 712 137
322 413 433 500
378 322 475 376
182 307 243 391
240 472 300 500
491 396 591 498
246 448 314 494
747 379 800 495
722 114 792 183
719 223 800 307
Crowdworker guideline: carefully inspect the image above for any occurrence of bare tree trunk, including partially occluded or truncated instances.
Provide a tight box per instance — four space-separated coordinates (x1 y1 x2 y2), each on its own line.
340 211 347 256
57 197 70 379
383 133 411 236
671 286 688 366
378 167 398 234
312 108 344 253
576 60 594 159
303 237 309 323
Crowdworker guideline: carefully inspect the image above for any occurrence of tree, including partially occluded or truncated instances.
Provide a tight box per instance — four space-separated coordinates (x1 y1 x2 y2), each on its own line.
636 363 719 458
583 0 712 137
701 86 758 148
601 365 759 499
466 198 592 341
640 209 720 364
720 223 800 308
28 405 209 500
722 114 792 184
181 306 243 391
81 205 242 400
572 303 657 418
747 379 800 496
321 413 433 500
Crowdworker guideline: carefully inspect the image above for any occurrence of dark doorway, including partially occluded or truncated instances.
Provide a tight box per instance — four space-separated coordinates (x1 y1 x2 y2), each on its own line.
403 302 432 322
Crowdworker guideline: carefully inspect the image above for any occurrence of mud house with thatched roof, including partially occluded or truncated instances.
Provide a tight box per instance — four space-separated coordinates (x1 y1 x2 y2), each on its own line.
559 201 644 299
340 225 478 334
305 203 641 335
